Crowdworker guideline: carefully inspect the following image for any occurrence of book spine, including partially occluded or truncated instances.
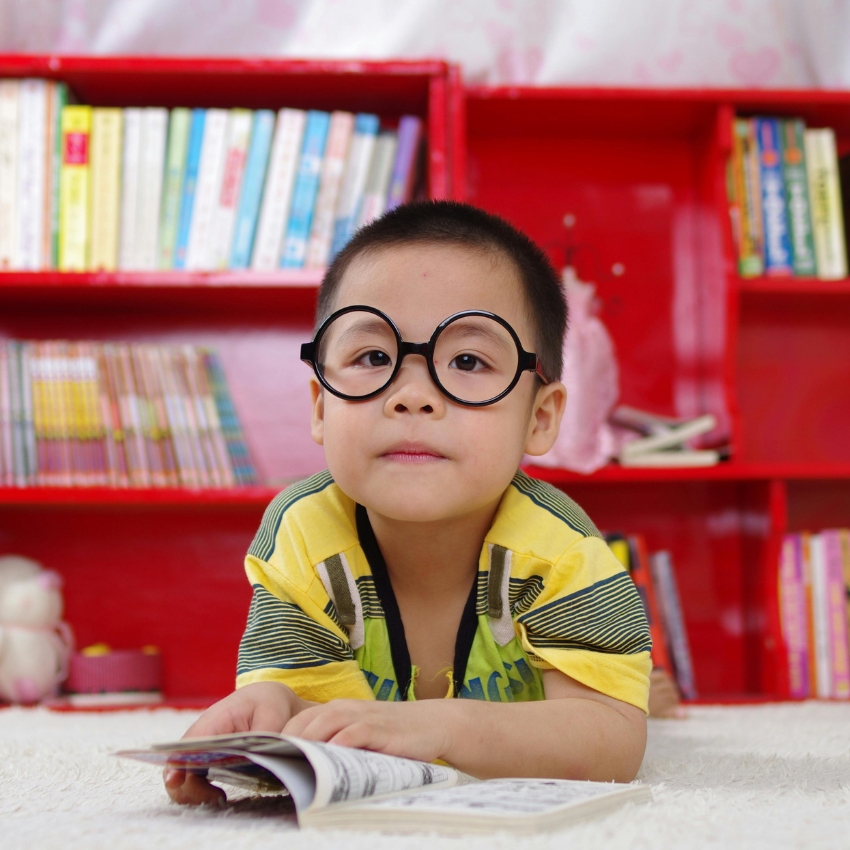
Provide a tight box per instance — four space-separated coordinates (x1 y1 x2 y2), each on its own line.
29 345 46 484
118 107 142 270
153 346 197 488
250 108 307 271
732 118 764 277
280 110 331 269
0 80 19 269
116 343 151 488
7 342 24 486
805 128 848 280
173 108 206 270
139 346 178 487
841 530 850 689
650 550 697 699
355 131 397 230
809 533 833 698
185 108 228 271
179 345 222 487
173 348 212 487
229 109 275 270
99 345 129 488
48 83 67 269
19 342 37 485
385 115 422 211
158 107 191 269
191 347 235 488
92 345 117 487
778 533 810 697
756 117 793 277
82 342 109 486
135 108 168 271
58 105 93 271
822 530 850 699
330 113 380 259
89 108 123 271
209 108 252 270
305 110 354 269
0 344 9 485
779 119 817 276
627 535 673 674
68 342 90 486
130 346 166 487
17 78 48 270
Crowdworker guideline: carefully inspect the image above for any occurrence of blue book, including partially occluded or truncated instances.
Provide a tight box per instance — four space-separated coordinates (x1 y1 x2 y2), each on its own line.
230 109 275 269
756 117 793 276
173 108 206 270
280 110 331 268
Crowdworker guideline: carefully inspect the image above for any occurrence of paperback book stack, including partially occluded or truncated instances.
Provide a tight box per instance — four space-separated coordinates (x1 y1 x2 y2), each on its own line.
0 77 423 273
728 115 848 279
0 340 256 489
606 533 697 699
778 530 850 700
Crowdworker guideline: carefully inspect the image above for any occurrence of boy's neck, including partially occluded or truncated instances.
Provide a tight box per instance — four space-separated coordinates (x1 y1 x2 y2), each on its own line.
366 498 502 596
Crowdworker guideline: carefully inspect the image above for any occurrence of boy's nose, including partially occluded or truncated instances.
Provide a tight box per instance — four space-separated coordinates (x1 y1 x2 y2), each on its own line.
384 359 444 416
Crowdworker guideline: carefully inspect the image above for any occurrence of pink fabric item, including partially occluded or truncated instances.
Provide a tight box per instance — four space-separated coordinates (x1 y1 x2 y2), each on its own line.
66 650 162 694
531 268 618 474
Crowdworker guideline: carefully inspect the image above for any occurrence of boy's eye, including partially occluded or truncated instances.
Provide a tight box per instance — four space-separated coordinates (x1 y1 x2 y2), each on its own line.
451 353 484 372
354 349 392 368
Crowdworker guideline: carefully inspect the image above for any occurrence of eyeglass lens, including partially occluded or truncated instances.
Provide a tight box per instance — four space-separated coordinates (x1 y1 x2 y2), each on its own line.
316 310 521 403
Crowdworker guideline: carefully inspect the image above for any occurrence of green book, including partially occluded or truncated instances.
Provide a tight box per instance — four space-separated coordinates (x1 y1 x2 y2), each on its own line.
158 107 191 269
50 82 67 268
780 119 817 276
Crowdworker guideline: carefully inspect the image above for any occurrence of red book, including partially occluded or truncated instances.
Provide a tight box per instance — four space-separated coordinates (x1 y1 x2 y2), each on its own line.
628 534 673 673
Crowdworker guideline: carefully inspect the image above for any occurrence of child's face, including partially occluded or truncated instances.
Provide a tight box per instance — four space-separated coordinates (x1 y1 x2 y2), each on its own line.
309 242 566 524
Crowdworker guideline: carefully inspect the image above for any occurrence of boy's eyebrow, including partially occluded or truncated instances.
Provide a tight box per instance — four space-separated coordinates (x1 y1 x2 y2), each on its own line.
439 320 515 352
332 317 396 344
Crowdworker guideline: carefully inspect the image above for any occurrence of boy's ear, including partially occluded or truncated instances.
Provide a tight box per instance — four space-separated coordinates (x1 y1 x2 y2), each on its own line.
309 377 325 446
524 380 566 457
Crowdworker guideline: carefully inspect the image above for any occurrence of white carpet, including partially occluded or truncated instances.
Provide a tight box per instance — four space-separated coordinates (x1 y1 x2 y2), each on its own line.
1 703 849 849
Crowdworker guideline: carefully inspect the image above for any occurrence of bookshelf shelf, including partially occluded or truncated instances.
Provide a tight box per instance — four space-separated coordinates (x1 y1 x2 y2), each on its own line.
737 276 850 296
0 486 280 508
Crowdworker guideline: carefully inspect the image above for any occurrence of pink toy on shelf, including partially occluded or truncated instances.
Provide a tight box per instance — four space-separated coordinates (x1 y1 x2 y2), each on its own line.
66 644 163 698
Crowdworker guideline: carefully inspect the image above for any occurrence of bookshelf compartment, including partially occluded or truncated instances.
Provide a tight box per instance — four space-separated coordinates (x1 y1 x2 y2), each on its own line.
786 479 850 532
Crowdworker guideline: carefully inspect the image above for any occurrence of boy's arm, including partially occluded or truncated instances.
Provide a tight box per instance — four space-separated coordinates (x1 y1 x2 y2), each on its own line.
281 669 647 783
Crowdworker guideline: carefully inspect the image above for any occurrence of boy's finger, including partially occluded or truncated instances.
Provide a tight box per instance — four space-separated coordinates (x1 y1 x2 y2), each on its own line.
164 768 226 807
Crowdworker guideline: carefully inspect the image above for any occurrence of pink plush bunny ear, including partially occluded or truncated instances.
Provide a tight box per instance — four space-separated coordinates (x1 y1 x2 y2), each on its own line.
37 571 63 591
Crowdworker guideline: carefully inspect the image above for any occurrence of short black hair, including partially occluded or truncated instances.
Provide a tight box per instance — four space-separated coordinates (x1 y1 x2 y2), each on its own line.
316 200 567 382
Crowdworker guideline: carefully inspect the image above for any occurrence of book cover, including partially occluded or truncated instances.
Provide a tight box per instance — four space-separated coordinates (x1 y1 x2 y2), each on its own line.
730 118 764 277
17 78 48 270
779 119 817 276
808 533 833 699
280 110 331 268
0 80 20 269
821 530 850 699
47 82 67 269
355 130 397 230
250 108 306 271
777 533 810 698
386 115 423 211
805 127 848 280
755 117 793 276
305 110 354 269
173 108 205 270
229 109 275 270
158 108 191 269
118 108 142 270
89 107 123 271
58 105 93 271
649 550 697 699
135 108 168 271
330 113 380 259
186 108 228 271
209 108 252 271
627 535 673 674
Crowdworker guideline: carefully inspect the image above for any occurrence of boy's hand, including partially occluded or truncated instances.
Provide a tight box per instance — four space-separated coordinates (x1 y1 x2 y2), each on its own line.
282 699 449 764
164 681 312 806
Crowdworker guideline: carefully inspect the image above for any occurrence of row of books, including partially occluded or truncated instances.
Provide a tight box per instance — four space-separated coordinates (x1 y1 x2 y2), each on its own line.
0 339 256 489
778 530 850 700
0 77 423 273
728 116 847 279
607 533 696 699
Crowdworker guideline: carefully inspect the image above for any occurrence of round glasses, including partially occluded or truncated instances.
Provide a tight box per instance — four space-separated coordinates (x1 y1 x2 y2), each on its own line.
300 305 547 407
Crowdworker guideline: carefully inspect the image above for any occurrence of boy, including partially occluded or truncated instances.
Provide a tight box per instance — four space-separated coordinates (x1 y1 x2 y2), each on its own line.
166 201 651 806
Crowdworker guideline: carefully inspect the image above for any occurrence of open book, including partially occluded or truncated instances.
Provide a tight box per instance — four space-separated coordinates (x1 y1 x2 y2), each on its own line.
117 732 651 834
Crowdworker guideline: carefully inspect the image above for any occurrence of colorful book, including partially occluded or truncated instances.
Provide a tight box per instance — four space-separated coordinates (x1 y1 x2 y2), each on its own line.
58 105 93 271
229 109 275 270
251 108 306 271
118 108 142 270
355 130 397 230
756 117 793 276
805 127 848 280
808 533 833 699
779 119 817 277
186 108 228 271
173 108 206 270
158 108 191 269
135 107 168 271
778 534 810 698
0 344 11 485
649 550 696 699
628 535 673 674
46 82 67 268
305 110 354 269
0 79 20 269
385 115 422 211
89 107 123 271
17 78 48 270
330 113 380 259
730 118 764 277
209 108 252 271
280 110 331 268
821 530 850 699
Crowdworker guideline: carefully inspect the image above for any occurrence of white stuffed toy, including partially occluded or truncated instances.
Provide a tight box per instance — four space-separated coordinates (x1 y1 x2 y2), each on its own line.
0 555 73 704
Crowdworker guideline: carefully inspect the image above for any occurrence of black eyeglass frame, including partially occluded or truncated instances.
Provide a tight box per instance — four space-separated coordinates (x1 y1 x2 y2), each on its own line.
300 304 549 407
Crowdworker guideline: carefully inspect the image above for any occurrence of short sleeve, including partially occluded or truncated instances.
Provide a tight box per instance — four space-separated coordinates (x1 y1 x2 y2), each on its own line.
514 536 652 713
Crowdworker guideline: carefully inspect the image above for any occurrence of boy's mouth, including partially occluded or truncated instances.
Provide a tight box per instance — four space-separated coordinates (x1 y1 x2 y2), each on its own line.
380 442 447 463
